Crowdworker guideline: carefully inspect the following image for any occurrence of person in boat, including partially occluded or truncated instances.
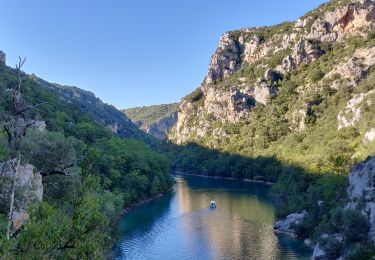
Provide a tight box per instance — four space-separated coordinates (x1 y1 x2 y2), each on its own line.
210 200 216 208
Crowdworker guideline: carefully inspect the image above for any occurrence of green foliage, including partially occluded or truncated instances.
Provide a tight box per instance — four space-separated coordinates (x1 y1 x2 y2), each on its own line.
316 208 371 259
21 130 81 173
92 137 172 204
308 68 324 83
72 121 111 144
184 88 204 104
123 103 179 129
330 208 369 243
0 57 173 258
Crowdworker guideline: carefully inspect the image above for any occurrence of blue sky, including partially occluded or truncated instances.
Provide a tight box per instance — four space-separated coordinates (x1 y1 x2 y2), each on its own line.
1 0 327 109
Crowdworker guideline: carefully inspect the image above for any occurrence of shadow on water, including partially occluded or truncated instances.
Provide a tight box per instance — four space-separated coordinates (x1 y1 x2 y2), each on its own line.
112 194 173 256
112 175 313 260
161 141 318 219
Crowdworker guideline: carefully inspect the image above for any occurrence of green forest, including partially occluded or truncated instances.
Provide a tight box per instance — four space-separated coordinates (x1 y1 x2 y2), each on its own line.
0 61 173 258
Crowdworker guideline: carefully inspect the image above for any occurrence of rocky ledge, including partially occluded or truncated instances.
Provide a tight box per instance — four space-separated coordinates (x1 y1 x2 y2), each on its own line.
274 210 308 238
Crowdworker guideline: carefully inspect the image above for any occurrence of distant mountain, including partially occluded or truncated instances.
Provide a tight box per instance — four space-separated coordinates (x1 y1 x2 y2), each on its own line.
123 103 179 139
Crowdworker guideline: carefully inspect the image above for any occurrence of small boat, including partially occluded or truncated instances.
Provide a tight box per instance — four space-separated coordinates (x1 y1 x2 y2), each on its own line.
210 200 217 209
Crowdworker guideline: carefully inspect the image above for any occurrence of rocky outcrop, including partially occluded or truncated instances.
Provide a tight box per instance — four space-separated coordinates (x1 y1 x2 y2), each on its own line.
308 0 375 42
172 81 278 144
364 128 375 143
0 50 5 65
325 47 375 89
311 157 375 258
274 210 308 238
346 156 375 242
312 233 345 260
123 103 179 140
337 89 375 129
202 86 255 124
142 111 178 140
31 120 47 132
204 32 243 85
0 160 43 236
293 40 324 66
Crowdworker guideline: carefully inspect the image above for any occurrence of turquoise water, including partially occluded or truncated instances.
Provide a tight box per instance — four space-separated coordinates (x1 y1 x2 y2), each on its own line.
112 175 312 260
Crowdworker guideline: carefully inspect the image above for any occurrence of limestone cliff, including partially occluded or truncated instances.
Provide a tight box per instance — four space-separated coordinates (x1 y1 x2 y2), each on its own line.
170 0 375 149
124 103 179 139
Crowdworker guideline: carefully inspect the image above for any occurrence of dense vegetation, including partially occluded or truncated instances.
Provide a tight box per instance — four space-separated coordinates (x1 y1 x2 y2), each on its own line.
0 62 172 258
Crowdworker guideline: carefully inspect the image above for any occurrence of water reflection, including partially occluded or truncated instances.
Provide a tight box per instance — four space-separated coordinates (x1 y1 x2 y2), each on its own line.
112 175 311 260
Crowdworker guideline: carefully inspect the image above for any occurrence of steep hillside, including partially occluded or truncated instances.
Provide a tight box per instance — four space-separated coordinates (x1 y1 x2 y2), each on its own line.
124 103 179 139
31 76 157 145
0 52 172 257
168 0 375 258
170 0 375 171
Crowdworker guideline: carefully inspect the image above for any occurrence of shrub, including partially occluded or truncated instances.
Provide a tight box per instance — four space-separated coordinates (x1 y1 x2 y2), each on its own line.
309 68 324 82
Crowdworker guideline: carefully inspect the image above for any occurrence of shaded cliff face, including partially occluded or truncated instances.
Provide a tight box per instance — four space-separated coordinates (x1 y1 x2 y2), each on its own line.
310 157 375 259
169 0 375 161
124 103 179 139
347 157 375 243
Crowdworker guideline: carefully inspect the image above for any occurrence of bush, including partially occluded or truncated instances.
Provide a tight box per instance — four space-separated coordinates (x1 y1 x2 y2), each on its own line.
309 68 324 82
321 236 343 259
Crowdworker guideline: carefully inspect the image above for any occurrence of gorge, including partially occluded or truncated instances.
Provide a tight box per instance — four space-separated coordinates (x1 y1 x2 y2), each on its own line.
1 0 375 259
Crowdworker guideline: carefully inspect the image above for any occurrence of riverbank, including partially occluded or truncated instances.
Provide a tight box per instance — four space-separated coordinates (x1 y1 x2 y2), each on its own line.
121 188 173 216
173 171 274 186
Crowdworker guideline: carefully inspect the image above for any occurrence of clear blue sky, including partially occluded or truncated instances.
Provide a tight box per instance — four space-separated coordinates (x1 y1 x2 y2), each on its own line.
1 0 327 109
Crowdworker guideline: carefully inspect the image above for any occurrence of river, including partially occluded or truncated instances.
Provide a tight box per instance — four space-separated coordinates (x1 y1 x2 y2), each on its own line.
112 175 312 260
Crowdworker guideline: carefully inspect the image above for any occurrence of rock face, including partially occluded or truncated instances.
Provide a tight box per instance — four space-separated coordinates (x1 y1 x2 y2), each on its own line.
274 210 308 238
0 160 43 235
123 103 179 140
364 128 375 143
0 50 5 65
170 0 375 145
312 233 345 260
143 111 178 140
311 157 375 258
326 47 375 89
337 89 375 129
204 32 243 85
346 157 375 242
308 0 375 42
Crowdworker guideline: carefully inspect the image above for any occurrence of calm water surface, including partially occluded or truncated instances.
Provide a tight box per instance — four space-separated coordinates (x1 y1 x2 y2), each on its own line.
112 175 312 260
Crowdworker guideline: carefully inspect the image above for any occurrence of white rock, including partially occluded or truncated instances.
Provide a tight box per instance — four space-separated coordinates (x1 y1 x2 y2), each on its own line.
364 128 375 143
